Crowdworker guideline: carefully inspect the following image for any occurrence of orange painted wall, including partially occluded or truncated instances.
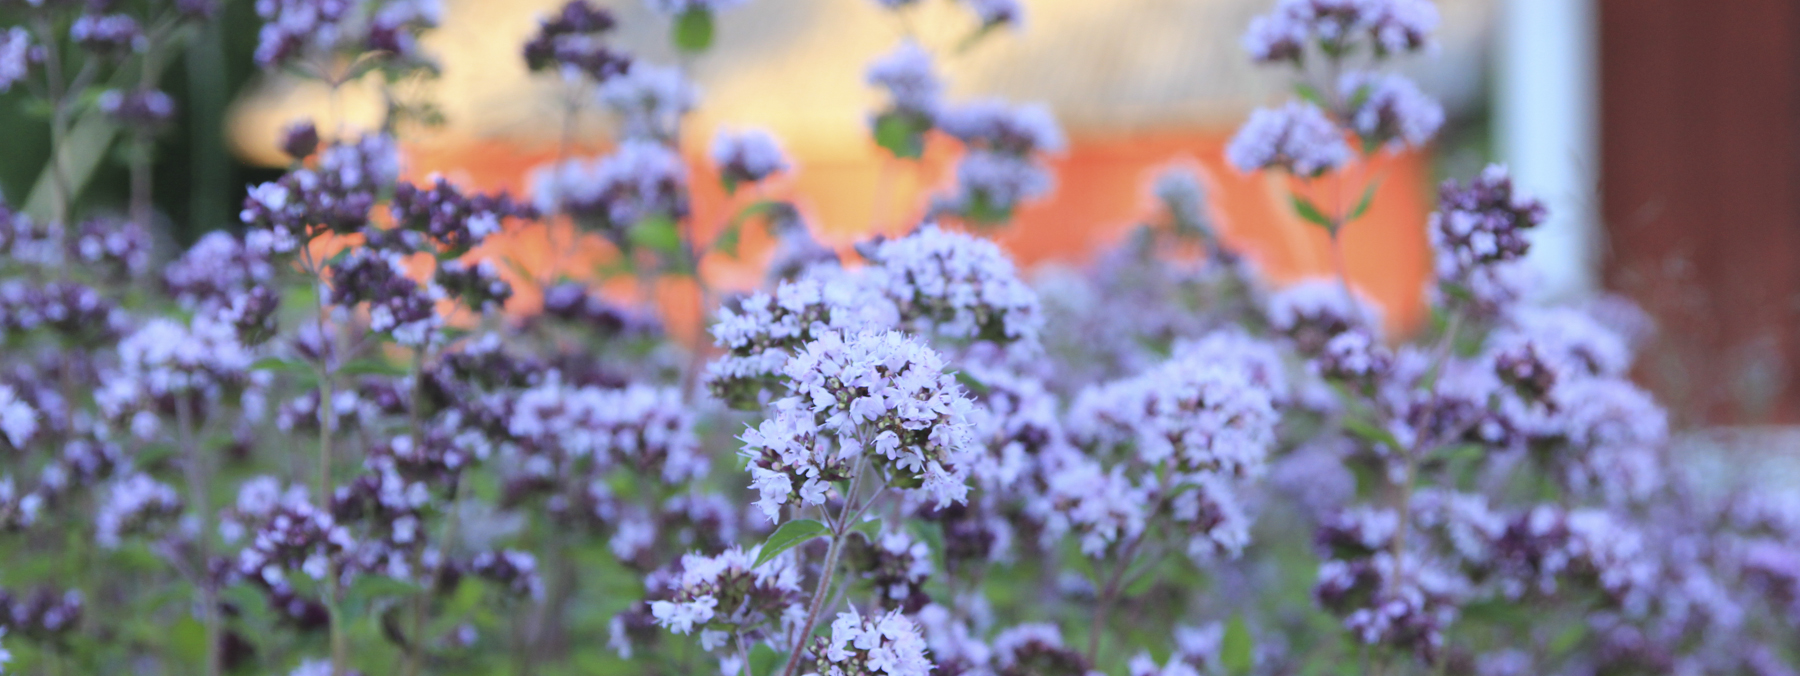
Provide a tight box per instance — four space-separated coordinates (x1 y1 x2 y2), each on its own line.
406 131 1434 337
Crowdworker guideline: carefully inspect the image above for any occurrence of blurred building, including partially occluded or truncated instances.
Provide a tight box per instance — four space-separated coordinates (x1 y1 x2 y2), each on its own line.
1596 0 1800 424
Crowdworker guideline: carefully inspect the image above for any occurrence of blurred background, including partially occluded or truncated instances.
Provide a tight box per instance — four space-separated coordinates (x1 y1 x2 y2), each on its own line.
1 0 1794 431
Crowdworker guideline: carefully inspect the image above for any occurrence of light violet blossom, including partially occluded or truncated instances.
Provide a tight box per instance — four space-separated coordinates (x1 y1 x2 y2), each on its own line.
1226 101 1352 177
740 330 977 522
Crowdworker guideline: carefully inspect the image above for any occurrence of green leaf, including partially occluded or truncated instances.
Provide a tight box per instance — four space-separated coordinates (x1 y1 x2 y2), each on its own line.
955 21 1001 54
251 356 313 375
1221 614 1254 675
755 519 830 568
1549 622 1588 657
953 371 990 396
874 111 927 160
629 216 685 254
751 643 786 676
1288 193 1334 231
1347 180 1380 222
1294 83 1326 107
168 616 209 666
340 358 409 377
673 8 715 53
1342 416 1402 451
711 221 744 259
850 518 883 543
908 519 947 571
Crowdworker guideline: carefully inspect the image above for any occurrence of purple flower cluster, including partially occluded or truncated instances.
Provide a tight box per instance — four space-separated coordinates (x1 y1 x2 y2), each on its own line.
0 28 37 93
649 545 802 645
1264 278 1382 354
599 62 698 143
386 176 534 254
1226 101 1351 177
934 100 1063 221
865 224 1044 347
711 128 791 188
327 249 444 346
252 0 355 68
1428 165 1549 313
529 140 688 237
740 330 976 522
1241 0 1439 65
97 89 175 130
804 609 936 676
241 132 402 253
523 0 631 81
508 380 706 484
867 41 942 118
70 217 151 280
705 274 894 406
70 13 146 57
1339 71 1442 151
254 0 440 70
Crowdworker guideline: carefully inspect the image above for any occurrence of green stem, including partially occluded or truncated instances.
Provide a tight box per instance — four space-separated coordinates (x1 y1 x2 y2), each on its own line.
176 394 221 676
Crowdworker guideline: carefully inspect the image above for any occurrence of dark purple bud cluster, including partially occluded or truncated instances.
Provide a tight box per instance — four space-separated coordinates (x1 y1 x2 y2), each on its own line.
990 624 1094 676
69 216 151 280
1314 329 1392 390
1492 342 1556 404
235 493 353 588
164 232 277 308
0 587 84 641
845 530 934 612
388 177 535 254
0 203 64 268
70 13 145 57
540 282 661 337
1242 0 1438 65
1427 165 1548 314
327 249 442 346
522 0 631 82
0 280 127 344
241 134 401 253
1314 553 1464 664
465 550 544 600
96 88 175 130
31 439 126 510
280 120 320 160
1431 166 1547 269
433 259 512 313
363 0 440 69
253 0 354 68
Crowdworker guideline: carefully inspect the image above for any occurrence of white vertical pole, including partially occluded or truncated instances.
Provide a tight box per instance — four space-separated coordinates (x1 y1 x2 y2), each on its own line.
1496 0 1601 301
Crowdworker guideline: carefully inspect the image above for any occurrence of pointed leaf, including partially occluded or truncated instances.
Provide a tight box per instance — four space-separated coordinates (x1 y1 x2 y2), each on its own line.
1343 416 1402 451
252 356 312 375
750 643 786 676
1347 180 1380 222
630 216 684 254
673 8 715 53
953 371 990 396
1288 193 1334 231
1294 83 1326 107
874 111 927 159
1221 614 1254 675
850 518 883 543
340 358 409 377
755 519 829 568
711 221 744 258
